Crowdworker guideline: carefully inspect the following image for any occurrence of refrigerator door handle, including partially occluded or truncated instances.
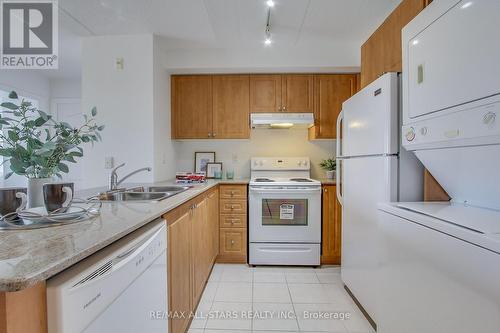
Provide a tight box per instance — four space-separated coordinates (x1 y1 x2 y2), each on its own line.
336 159 343 205
336 110 343 157
336 110 344 205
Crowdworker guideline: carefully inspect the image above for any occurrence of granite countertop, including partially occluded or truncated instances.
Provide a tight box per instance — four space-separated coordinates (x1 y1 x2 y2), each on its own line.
0 178 249 292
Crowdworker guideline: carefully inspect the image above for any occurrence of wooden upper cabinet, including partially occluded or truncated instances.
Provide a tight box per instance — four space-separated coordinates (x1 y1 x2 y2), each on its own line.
282 74 314 113
212 75 250 139
309 74 357 139
250 75 282 113
360 0 428 88
171 75 213 139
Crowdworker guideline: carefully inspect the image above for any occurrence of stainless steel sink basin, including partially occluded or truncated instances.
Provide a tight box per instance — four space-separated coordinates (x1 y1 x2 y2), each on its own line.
94 185 189 202
96 192 169 202
145 185 190 193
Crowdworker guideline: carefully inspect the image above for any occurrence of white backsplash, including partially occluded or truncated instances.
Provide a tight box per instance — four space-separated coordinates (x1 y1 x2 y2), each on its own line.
174 128 336 179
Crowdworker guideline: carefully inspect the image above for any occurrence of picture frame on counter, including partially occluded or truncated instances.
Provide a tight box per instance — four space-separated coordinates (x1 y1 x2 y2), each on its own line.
206 162 223 179
194 152 216 174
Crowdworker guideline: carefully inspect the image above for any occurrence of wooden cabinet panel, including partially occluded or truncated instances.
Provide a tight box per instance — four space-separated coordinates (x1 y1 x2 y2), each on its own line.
250 75 282 113
321 185 342 265
220 185 247 199
220 199 247 214
424 170 450 202
309 75 357 139
282 74 314 113
171 75 213 139
360 0 427 88
219 214 246 228
212 75 250 139
0 282 47 333
219 228 247 262
192 199 209 305
207 188 220 264
168 211 192 333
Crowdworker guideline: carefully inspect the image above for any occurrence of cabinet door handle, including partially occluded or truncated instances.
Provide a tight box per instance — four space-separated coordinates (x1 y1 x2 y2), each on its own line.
283 106 287 111
208 133 212 137
231 240 235 245
324 188 328 193
213 133 216 137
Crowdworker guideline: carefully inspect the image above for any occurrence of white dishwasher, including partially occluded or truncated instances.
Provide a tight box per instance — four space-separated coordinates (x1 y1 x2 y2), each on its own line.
47 219 168 333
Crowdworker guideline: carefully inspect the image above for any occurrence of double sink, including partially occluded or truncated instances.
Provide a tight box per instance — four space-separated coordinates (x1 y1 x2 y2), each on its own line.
96 185 190 202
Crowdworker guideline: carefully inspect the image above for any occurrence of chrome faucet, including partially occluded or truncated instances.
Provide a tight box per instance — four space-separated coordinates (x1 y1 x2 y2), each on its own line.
109 163 152 190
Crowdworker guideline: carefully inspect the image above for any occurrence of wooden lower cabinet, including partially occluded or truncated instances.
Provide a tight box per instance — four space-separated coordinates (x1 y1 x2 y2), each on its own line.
217 184 248 264
219 228 247 263
321 184 342 265
0 282 47 333
167 211 192 333
166 187 220 333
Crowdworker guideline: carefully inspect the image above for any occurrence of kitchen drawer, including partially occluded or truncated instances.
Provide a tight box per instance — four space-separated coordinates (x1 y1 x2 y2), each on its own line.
219 228 247 262
220 199 247 214
220 214 247 228
220 185 247 199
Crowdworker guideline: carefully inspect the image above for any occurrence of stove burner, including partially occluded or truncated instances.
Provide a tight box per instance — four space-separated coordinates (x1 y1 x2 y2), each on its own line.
290 178 313 182
254 178 275 182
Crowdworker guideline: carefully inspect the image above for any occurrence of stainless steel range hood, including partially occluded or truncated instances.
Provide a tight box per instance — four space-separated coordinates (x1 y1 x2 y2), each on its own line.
250 113 314 129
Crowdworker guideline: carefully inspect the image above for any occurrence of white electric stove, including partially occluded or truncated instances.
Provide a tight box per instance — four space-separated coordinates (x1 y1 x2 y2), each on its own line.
249 157 321 266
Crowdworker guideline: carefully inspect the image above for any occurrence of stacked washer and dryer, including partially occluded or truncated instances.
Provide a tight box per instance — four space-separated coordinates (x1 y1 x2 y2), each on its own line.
376 1 500 332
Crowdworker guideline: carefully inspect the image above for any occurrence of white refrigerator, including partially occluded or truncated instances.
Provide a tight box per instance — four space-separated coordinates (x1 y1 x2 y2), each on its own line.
336 72 423 323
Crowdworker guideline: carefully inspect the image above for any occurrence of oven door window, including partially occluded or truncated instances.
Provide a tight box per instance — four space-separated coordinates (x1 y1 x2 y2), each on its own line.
261 199 308 226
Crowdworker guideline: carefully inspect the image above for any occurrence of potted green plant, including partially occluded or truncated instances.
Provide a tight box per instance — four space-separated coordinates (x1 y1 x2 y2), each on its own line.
0 91 104 207
319 158 336 179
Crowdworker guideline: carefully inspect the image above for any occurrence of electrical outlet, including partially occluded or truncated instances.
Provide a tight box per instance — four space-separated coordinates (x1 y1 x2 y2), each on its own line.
105 156 114 169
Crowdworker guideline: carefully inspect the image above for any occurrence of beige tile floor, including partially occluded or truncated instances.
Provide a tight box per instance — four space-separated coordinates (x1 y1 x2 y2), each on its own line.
187 264 375 333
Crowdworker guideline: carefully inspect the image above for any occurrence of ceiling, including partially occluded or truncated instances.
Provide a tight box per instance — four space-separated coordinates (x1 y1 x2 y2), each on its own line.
59 0 400 49
41 0 402 79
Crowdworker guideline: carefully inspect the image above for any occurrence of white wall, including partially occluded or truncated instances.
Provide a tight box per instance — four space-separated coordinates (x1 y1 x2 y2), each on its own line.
50 79 81 99
174 129 335 180
81 34 156 189
153 38 176 182
81 34 177 189
162 42 360 73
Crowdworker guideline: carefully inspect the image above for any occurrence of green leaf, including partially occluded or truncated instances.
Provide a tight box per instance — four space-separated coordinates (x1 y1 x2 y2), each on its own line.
91 107 97 117
63 155 77 163
81 136 90 143
97 125 105 131
8 131 19 142
38 110 49 121
34 117 47 127
8 91 18 99
4 171 13 179
58 163 69 173
1 102 19 110
0 148 13 157
9 158 25 174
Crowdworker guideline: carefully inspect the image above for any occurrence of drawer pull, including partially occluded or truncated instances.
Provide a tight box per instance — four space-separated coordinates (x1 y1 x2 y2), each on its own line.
231 240 235 245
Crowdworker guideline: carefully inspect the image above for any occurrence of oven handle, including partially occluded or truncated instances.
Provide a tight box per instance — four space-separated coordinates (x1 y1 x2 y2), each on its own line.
249 187 321 194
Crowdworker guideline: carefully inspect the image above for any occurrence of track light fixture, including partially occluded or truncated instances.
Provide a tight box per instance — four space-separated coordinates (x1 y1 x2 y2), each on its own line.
264 4 272 45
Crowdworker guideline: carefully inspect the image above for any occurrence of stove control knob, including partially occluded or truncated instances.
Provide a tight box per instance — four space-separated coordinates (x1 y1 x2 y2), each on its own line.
297 161 302 166
405 127 416 142
302 160 308 167
259 161 264 166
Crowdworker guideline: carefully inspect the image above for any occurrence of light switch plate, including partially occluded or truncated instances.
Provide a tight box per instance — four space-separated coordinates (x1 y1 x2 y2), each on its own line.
105 156 114 169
